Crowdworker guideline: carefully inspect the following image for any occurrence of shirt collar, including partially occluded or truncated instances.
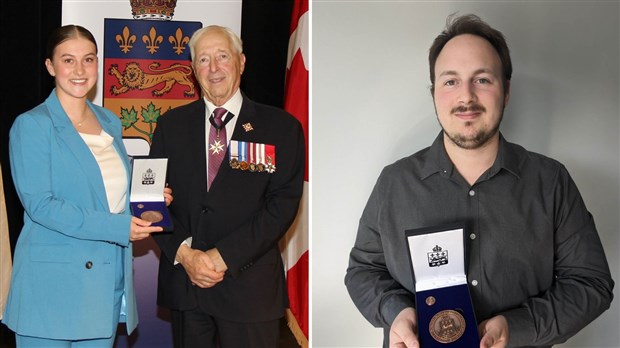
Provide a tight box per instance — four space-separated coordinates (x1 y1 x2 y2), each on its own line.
204 88 243 118
495 133 521 179
420 131 521 181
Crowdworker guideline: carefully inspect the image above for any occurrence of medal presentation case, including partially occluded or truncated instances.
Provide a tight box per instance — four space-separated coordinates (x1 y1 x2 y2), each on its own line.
405 224 479 347
130 158 173 231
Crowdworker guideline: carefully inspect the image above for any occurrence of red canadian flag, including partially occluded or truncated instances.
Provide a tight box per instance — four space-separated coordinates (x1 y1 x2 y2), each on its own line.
280 0 309 345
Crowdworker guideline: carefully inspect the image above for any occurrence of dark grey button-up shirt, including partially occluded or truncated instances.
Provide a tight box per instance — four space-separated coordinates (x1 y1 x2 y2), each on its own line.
345 132 613 348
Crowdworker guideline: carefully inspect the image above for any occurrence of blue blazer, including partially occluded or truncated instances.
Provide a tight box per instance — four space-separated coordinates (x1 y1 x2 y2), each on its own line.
3 90 138 339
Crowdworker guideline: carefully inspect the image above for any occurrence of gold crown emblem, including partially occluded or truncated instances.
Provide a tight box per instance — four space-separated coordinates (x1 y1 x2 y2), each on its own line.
130 0 177 20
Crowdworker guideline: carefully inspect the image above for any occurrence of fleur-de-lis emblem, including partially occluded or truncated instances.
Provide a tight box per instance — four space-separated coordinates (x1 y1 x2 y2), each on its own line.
143 27 163 54
116 26 136 54
169 27 190 55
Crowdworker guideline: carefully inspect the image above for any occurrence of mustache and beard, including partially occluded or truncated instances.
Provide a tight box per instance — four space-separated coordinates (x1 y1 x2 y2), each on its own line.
439 103 503 150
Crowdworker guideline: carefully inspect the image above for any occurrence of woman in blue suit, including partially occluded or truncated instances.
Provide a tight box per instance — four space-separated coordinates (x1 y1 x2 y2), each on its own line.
3 25 170 347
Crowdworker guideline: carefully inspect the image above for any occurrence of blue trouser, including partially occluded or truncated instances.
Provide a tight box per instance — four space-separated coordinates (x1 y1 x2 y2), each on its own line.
16 247 125 348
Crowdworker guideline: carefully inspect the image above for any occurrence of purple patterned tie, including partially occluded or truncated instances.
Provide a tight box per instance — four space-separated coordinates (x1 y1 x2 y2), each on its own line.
207 107 228 190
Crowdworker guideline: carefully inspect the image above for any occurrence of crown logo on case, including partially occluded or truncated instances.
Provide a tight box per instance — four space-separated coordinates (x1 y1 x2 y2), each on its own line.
428 244 449 267
142 168 156 185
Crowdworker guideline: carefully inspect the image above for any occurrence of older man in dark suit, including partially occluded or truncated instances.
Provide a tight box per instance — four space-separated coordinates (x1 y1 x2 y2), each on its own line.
149 25 305 348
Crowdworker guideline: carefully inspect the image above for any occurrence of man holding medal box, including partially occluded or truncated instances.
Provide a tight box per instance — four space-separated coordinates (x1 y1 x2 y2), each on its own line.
345 14 613 348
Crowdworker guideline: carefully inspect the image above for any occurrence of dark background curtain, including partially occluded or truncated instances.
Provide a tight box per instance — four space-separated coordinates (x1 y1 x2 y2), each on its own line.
0 1 293 346
241 0 294 108
0 1 61 346
0 0 61 262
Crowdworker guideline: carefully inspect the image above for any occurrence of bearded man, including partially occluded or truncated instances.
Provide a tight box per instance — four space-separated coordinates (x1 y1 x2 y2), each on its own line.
345 14 613 348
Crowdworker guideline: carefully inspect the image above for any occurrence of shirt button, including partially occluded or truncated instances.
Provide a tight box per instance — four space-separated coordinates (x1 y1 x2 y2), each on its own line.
469 190 475 197
471 279 478 286
85 261 93 269
469 233 476 240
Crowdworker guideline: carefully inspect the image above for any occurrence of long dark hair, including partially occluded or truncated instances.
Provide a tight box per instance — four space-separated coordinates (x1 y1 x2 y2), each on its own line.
46 25 98 60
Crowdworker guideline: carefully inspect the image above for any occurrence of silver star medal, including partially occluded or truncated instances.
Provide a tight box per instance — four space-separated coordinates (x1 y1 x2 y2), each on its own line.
210 139 225 155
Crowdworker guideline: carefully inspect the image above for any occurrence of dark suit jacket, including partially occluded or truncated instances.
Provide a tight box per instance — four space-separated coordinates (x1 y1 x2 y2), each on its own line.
149 94 305 322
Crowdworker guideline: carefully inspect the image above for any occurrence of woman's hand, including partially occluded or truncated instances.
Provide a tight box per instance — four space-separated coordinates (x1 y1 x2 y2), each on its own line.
129 216 164 241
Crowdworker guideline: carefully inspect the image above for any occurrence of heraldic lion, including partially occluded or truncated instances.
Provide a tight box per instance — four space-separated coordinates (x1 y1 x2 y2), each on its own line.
109 62 196 97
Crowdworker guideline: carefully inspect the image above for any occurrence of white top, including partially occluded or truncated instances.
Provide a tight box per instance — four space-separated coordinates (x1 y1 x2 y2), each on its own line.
80 130 127 213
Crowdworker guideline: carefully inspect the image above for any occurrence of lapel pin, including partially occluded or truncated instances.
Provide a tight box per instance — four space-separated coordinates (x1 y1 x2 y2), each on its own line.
242 123 254 132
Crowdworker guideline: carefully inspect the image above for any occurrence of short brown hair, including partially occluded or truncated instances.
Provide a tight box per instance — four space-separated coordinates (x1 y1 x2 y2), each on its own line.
429 14 512 95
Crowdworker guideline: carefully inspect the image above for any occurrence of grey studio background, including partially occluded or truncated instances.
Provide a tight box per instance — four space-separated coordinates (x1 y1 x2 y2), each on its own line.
312 1 619 347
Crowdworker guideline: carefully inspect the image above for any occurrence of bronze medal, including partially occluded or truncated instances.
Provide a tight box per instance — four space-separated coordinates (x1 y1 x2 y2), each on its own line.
140 210 163 223
240 161 249 171
429 309 466 343
249 163 257 172
230 158 240 169
425 296 436 306
257 163 265 172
